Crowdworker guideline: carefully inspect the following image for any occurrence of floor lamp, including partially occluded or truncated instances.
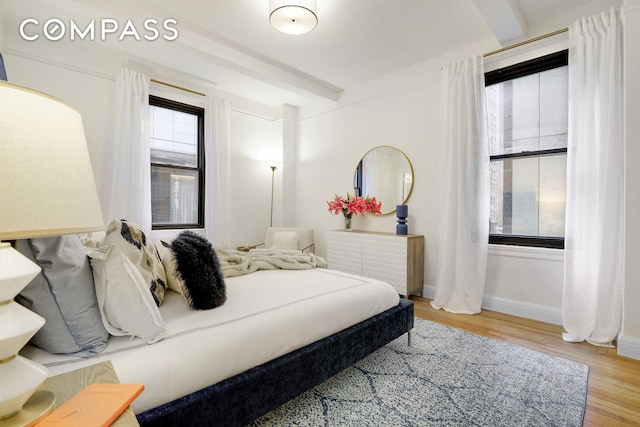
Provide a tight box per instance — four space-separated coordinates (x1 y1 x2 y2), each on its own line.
270 166 277 227
0 82 104 425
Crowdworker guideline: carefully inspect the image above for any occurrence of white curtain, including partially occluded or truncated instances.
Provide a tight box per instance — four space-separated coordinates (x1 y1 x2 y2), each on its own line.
204 96 231 247
563 8 624 346
108 68 151 229
431 56 490 314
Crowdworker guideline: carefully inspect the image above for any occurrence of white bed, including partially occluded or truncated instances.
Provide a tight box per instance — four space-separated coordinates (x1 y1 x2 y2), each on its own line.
22 268 399 414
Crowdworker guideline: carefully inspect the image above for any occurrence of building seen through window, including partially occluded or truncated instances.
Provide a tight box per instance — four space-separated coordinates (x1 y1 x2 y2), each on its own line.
485 51 568 249
149 95 204 229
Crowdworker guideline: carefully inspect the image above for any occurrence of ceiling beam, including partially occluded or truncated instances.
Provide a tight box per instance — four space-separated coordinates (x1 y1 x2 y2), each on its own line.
171 21 343 102
472 0 528 46
37 0 342 102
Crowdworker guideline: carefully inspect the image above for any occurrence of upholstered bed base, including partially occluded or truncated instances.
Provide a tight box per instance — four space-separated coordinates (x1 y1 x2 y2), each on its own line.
137 298 414 427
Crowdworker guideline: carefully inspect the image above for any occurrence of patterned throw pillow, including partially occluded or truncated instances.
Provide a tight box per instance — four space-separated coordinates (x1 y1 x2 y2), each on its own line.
155 239 184 295
103 219 167 306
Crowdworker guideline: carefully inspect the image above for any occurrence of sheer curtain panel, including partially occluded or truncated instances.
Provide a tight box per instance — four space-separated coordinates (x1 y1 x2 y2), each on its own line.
204 96 231 247
562 8 624 346
108 68 151 229
431 56 490 314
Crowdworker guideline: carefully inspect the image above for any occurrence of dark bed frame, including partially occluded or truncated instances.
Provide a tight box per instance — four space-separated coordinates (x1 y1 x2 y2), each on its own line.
137 298 414 427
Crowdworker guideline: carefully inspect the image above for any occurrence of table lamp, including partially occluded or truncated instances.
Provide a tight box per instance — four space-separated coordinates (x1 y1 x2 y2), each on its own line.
0 81 105 425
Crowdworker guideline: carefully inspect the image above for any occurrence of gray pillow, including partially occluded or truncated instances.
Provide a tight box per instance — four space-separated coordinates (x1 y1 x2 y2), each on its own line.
15 235 108 356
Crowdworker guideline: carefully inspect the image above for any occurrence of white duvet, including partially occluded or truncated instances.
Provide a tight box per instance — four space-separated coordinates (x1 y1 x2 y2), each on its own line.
22 268 399 413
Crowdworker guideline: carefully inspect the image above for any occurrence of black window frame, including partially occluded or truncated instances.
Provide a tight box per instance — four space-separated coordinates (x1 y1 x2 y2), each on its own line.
485 50 568 250
149 95 205 230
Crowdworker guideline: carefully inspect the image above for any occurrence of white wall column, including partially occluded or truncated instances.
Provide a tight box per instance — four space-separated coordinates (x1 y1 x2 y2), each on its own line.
620 0 640 359
0 9 4 50
282 104 298 225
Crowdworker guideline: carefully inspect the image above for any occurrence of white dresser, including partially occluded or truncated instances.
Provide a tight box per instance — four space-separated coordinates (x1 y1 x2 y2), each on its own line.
327 230 424 297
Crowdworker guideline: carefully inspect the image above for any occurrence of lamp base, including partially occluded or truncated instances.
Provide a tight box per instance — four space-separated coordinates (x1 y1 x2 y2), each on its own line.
0 390 54 427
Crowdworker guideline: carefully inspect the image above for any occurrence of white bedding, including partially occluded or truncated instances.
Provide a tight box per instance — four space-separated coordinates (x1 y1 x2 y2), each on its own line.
22 268 399 413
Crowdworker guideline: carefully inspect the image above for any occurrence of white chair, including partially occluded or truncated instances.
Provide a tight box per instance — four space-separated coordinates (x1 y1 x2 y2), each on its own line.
259 227 315 253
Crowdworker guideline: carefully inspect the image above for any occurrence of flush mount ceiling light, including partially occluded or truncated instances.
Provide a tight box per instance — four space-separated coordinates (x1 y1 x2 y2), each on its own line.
269 0 317 35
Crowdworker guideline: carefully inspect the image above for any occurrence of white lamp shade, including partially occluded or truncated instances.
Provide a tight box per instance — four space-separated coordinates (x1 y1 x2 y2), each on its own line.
0 82 100 425
0 82 105 240
0 356 48 419
269 0 317 35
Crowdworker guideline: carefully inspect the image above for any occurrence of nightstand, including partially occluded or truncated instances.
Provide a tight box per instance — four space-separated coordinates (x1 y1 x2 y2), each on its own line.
38 361 139 426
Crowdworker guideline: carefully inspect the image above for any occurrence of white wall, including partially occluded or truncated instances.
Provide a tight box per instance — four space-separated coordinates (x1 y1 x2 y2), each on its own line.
0 9 4 50
1 30 282 247
229 110 283 248
298 80 444 288
483 246 564 323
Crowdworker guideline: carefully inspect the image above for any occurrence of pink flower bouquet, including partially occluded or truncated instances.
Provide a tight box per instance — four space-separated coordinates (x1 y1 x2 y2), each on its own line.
327 193 382 229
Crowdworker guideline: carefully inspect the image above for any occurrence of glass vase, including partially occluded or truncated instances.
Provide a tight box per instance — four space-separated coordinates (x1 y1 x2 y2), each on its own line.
344 215 352 231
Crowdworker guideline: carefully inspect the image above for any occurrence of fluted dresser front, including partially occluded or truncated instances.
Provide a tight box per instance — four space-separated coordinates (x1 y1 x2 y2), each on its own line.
327 230 424 298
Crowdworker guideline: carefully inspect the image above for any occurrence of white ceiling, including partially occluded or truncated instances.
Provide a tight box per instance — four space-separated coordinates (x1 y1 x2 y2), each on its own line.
0 0 608 107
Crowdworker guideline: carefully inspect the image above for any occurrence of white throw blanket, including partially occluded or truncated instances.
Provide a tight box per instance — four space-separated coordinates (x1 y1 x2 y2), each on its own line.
215 248 327 278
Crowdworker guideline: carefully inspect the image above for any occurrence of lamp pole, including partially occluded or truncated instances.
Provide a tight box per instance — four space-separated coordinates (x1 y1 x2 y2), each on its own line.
270 166 277 227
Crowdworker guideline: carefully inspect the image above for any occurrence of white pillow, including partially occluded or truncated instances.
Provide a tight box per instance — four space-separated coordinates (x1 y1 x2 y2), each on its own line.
88 245 166 343
271 231 299 250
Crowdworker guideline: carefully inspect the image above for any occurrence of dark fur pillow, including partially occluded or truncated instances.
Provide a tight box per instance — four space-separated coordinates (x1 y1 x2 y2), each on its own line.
171 231 226 310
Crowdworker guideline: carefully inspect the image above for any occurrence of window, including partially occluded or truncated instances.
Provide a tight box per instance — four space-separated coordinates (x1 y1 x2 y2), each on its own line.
485 50 568 249
149 95 204 229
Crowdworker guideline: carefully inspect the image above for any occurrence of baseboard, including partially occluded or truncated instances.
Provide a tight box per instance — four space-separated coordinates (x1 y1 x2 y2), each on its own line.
618 334 640 360
420 285 437 299
421 285 562 325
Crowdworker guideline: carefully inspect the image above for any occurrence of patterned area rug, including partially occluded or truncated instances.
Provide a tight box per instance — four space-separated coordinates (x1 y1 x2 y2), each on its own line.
250 318 589 426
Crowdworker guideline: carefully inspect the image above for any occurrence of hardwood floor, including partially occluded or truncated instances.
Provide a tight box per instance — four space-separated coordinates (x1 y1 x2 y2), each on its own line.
409 296 640 426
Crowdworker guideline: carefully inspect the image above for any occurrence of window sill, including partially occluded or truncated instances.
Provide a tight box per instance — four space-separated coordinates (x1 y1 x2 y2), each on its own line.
488 244 564 262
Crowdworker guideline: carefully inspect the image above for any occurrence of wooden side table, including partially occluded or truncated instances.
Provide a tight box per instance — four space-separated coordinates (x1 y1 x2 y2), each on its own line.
38 361 140 426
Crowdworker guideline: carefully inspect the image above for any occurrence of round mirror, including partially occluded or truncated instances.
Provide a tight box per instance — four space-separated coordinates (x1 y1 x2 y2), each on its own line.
353 146 413 215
